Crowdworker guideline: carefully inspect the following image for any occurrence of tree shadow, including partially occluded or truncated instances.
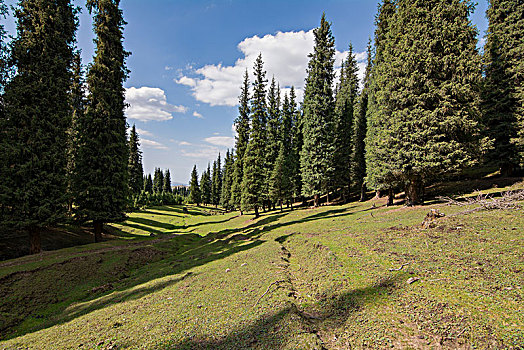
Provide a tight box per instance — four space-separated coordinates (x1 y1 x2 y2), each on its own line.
157 276 400 349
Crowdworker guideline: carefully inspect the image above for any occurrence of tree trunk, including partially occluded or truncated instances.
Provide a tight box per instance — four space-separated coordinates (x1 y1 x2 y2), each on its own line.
254 205 259 218
313 194 320 207
387 188 394 206
326 191 330 205
500 163 515 177
374 190 383 199
359 182 367 202
405 175 423 206
290 201 293 211
240 209 243 216
29 226 41 255
93 220 103 243
280 200 283 212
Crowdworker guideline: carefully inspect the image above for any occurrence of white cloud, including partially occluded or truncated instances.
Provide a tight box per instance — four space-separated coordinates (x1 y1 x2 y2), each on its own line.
125 87 188 122
141 138 168 150
193 111 204 119
165 66 174 71
179 141 192 146
136 128 153 137
204 136 235 148
181 145 219 159
175 29 366 106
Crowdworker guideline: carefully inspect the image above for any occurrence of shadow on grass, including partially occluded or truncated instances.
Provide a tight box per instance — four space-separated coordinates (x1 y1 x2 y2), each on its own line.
158 276 399 349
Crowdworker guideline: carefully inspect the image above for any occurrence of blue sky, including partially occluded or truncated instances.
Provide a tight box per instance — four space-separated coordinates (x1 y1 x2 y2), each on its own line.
3 0 488 185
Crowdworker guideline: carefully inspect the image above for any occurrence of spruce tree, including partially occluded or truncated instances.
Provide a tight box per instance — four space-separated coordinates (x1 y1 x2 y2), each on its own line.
0 0 8 223
188 165 201 205
300 14 336 206
74 0 129 241
211 154 222 206
220 149 234 210
352 40 372 202
153 168 164 194
200 164 212 205
367 0 484 205
241 54 267 218
265 77 281 207
231 70 250 211
128 125 144 195
163 169 172 193
333 44 359 201
144 174 153 193
289 87 302 202
482 0 524 173
2 0 77 253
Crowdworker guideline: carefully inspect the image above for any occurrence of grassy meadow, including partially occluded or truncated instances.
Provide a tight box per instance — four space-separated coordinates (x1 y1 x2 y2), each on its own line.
0 180 523 349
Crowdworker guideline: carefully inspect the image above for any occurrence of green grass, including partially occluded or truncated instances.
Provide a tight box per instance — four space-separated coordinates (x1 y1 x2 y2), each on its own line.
0 181 523 349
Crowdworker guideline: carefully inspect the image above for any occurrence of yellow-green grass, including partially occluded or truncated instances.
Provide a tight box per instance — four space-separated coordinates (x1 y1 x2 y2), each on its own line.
0 181 523 349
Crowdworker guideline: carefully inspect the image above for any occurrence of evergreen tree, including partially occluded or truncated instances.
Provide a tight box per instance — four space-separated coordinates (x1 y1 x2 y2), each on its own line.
367 0 484 205
220 149 234 210
265 77 281 207
188 165 201 205
1 0 77 253
0 0 9 222
144 174 153 193
300 14 336 206
163 169 172 193
211 154 222 206
289 87 302 201
128 125 144 195
352 40 372 202
333 44 359 201
231 70 250 211
74 0 129 241
241 54 267 218
153 168 164 193
0 0 9 91
200 164 212 205
482 0 524 173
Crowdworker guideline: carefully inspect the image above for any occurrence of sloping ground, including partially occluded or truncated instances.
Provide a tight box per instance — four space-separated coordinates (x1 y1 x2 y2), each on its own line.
0 182 523 349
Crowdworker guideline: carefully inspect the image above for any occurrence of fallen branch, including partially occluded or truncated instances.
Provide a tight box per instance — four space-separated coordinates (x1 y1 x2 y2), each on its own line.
389 263 410 271
438 190 524 216
253 280 286 307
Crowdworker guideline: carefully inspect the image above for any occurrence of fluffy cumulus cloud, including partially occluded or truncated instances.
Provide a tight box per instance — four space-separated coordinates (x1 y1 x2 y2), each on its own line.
193 111 204 119
141 138 168 150
204 136 235 148
176 30 366 106
125 87 188 122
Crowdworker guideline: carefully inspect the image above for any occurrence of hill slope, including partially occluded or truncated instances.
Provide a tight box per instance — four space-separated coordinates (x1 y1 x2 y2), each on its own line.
1 182 523 349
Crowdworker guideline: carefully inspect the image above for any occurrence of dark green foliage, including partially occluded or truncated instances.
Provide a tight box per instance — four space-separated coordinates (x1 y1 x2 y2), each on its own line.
333 44 359 200
153 168 164 194
482 0 524 172
289 87 302 199
128 125 144 195
352 40 372 199
144 174 153 193
132 191 183 209
300 14 336 204
0 0 9 92
74 0 129 229
201 164 212 205
366 0 485 205
163 169 172 193
211 154 222 206
231 70 250 210
265 77 281 203
0 0 8 222
269 93 293 208
241 54 267 216
1 0 77 245
220 149 234 210
188 165 201 205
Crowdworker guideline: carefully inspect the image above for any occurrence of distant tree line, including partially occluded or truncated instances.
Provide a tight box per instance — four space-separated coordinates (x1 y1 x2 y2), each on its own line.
187 2 523 215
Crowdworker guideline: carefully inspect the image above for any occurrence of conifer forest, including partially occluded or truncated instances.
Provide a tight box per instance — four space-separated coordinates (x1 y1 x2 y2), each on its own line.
0 1 523 349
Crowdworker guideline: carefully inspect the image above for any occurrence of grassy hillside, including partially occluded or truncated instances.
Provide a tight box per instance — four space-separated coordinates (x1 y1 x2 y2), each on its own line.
0 181 523 349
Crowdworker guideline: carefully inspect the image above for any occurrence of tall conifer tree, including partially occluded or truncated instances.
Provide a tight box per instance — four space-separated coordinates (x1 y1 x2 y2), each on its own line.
153 168 164 194
211 154 222 206
220 149 234 210
265 77 281 207
0 0 9 223
128 125 144 195
289 87 302 201
300 14 336 206
482 0 524 173
352 40 372 201
163 169 172 193
231 70 250 211
241 54 267 218
367 0 484 205
333 44 359 201
201 164 212 205
188 165 201 205
74 0 129 241
2 0 77 253
144 174 153 193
